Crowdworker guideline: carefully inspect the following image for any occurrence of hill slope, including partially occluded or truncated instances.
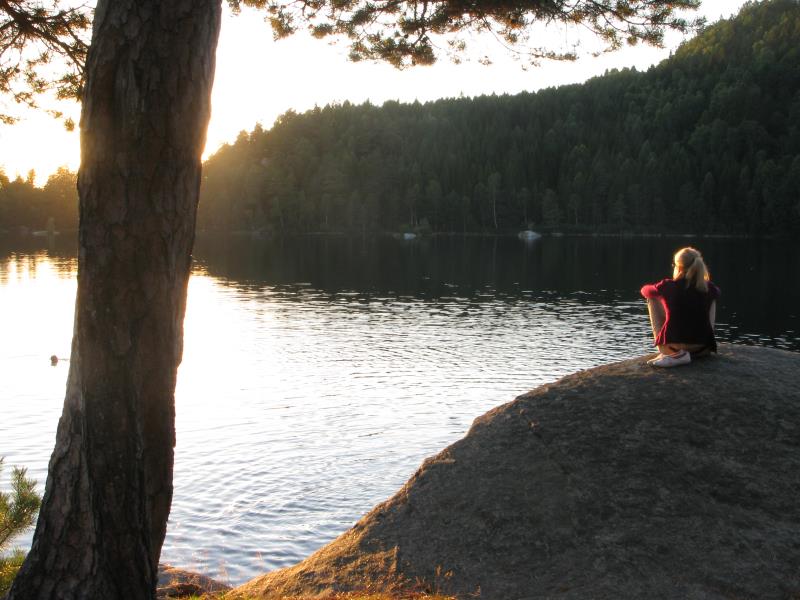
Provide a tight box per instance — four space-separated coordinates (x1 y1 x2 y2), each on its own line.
201 0 800 236
234 344 800 599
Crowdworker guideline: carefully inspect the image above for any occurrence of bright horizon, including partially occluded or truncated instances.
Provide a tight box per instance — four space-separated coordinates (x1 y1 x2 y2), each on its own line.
0 0 747 185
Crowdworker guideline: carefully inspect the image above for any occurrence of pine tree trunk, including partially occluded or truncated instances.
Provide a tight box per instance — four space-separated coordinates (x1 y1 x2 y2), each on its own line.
7 1 221 598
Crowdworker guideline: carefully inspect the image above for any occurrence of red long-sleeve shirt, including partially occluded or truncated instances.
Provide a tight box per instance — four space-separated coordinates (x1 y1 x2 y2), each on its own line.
641 278 720 351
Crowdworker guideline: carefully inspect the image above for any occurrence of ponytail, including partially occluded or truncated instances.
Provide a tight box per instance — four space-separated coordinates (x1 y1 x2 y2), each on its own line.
674 247 710 293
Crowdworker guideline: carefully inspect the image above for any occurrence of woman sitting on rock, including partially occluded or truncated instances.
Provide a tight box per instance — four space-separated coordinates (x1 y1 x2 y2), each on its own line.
641 246 720 368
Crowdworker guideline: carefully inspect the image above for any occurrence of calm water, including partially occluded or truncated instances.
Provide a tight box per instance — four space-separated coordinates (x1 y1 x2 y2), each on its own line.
1 235 798 584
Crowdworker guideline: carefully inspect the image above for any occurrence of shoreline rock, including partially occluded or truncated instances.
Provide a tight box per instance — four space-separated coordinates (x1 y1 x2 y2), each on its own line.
157 564 230 598
232 344 800 599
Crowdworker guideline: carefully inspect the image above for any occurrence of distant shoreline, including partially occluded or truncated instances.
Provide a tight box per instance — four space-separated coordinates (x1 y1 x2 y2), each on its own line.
198 229 785 241
0 229 794 252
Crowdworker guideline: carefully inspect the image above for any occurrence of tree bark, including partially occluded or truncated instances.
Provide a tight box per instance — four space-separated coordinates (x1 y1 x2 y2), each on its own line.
8 1 221 598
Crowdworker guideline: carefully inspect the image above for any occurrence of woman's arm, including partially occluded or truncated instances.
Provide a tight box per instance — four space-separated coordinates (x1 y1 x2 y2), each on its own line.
641 284 660 298
709 300 717 331
641 278 671 299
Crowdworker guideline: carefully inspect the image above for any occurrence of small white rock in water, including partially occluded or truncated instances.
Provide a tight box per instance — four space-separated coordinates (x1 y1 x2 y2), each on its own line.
518 230 541 241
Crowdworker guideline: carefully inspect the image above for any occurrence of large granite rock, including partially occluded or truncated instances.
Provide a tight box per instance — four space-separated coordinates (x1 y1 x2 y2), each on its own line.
234 344 800 599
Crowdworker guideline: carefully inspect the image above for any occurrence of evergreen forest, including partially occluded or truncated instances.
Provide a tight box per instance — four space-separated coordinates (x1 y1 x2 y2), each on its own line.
0 168 77 234
1 0 799 237
198 0 800 235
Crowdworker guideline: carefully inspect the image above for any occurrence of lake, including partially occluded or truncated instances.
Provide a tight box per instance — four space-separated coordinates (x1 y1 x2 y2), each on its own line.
1 234 798 584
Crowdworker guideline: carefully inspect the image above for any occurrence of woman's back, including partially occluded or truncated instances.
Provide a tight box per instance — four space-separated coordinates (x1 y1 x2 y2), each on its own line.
642 277 719 351
641 247 720 366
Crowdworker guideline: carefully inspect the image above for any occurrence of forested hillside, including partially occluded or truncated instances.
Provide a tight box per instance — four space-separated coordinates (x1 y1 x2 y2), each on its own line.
199 0 800 235
0 168 78 234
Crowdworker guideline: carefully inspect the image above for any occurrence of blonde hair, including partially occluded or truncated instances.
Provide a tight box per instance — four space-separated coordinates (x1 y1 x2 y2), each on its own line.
673 247 710 293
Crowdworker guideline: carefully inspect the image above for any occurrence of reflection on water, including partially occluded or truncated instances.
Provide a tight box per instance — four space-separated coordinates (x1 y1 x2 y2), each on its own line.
1 235 798 584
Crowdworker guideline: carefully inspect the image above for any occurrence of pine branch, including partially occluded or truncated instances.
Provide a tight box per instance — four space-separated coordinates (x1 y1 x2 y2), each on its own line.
0 458 41 553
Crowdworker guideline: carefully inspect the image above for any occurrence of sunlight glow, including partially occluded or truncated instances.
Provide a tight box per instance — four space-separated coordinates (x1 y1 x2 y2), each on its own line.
0 0 746 184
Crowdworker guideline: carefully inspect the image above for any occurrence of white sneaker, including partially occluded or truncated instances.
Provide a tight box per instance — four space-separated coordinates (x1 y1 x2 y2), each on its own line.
647 353 663 365
650 350 691 368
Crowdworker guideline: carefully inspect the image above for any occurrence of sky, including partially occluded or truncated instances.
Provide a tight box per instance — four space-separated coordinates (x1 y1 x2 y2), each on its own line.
0 0 748 185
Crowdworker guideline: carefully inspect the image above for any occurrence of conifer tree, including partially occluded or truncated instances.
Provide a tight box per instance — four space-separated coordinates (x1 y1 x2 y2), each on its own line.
0 458 41 596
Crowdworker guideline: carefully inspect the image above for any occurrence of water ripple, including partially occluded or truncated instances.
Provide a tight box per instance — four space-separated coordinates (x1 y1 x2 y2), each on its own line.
2 239 799 584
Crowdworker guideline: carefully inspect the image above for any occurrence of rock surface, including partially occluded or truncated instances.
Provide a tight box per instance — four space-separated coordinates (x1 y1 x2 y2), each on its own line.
157 564 230 598
233 344 800 600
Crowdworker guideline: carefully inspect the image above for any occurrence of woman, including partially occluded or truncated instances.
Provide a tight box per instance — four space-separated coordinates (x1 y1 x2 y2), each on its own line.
641 246 720 367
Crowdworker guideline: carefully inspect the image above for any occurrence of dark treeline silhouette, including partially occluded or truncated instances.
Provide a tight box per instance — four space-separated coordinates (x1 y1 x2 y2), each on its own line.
0 168 78 233
2 2 798 239
199 0 800 236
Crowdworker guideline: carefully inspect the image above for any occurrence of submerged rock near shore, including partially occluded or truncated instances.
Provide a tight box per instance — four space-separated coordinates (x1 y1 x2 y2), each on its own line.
234 344 800 600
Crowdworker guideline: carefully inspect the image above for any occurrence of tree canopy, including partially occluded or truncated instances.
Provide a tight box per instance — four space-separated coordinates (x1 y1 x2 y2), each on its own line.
198 0 800 236
0 0 90 124
0 166 78 232
0 0 702 123
230 0 703 67
7 2 799 238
